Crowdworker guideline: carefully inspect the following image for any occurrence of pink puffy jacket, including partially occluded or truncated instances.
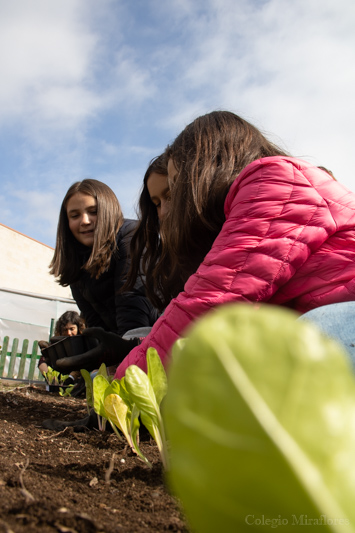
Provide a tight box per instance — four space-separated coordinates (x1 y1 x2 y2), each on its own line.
115 156 355 378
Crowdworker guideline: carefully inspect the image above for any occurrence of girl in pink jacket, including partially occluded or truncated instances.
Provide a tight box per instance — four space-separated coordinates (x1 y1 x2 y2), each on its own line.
112 110 355 378
53 111 355 380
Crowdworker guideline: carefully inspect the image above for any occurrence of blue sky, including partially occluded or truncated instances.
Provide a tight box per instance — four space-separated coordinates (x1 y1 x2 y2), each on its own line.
1 0 355 248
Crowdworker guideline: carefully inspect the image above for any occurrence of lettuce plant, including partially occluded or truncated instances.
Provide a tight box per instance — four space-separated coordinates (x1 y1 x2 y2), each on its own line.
124 347 169 469
104 377 149 465
44 366 70 386
81 364 110 430
59 384 75 397
100 348 169 468
81 368 94 413
44 367 75 396
164 303 355 532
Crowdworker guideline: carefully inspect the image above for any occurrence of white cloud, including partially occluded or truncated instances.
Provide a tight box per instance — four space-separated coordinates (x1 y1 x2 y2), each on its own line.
109 47 157 105
157 0 355 188
0 1 98 121
1 0 355 246
0 0 155 141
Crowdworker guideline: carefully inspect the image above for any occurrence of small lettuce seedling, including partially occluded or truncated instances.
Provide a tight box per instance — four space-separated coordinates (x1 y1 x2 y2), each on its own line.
44 366 70 386
124 347 169 470
81 364 111 430
79 350 169 468
99 348 169 468
80 368 94 414
59 384 75 397
104 378 150 465
92 364 111 431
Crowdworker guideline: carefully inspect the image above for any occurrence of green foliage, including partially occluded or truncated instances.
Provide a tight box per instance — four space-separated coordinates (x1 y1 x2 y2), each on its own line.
59 384 75 397
90 348 169 468
80 369 94 414
93 374 109 431
104 390 150 465
164 303 355 532
44 366 70 386
125 348 169 469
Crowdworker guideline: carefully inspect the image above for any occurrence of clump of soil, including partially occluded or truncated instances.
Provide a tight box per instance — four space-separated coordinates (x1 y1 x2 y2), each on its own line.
0 382 189 532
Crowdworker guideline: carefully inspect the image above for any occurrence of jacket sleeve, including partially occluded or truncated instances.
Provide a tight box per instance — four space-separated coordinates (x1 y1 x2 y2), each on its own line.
114 158 337 378
70 283 108 330
114 290 158 335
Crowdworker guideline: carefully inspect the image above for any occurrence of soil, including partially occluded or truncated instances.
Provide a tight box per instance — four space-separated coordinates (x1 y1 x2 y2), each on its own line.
0 381 189 533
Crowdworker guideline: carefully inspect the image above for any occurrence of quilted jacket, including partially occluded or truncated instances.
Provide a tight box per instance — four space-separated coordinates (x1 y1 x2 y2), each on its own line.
114 156 355 378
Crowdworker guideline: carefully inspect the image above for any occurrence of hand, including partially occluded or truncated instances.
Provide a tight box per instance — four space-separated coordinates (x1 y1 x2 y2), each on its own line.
38 340 49 351
53 327 139 373
38 340 50 366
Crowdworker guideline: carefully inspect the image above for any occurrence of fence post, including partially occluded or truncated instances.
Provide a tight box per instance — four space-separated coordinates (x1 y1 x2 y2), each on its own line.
0 336 10 377
7 338 19 379
28 341 39 380
49 318 55 339
18 339 29 380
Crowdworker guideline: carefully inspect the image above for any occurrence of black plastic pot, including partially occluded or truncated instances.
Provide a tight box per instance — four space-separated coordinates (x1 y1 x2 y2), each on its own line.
42 335 99 368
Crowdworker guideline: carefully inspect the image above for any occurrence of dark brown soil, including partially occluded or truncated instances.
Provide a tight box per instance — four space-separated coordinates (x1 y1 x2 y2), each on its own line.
0 382 189 533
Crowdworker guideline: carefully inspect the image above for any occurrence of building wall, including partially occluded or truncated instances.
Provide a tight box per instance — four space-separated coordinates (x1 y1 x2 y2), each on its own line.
0 223 71 299
0 223 79 354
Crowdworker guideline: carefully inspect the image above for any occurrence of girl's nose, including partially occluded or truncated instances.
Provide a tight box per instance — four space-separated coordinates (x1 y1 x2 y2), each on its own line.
81 213 91 224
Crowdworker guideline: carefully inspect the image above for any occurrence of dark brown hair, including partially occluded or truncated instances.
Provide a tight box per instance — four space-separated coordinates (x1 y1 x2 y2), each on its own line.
123 154 169 309
155 110 288 307
50 179 124 285
54 311 86 336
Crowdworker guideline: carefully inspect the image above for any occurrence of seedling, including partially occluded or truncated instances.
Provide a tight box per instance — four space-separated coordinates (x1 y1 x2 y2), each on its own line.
59 384 75 397
80 364 111 431
44 366 70 386
124 347 169 469
86 348 169 468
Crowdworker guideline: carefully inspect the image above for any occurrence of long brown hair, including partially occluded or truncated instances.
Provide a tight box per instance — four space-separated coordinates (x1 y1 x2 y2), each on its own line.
50 179 124 285
155 110 288 307
123 154 169 309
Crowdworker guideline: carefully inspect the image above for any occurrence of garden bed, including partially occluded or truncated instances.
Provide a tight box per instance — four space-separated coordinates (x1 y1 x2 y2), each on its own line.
0 382 188 532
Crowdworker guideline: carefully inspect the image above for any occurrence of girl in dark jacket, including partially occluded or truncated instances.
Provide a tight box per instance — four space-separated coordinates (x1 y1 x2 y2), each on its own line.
49 178 159 370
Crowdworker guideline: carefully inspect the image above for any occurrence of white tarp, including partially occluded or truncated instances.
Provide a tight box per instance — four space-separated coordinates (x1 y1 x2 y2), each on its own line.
0 287 79 343
0 287 79 378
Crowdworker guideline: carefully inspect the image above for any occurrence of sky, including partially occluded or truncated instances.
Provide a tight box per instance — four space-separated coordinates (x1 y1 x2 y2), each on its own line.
1 0 355 249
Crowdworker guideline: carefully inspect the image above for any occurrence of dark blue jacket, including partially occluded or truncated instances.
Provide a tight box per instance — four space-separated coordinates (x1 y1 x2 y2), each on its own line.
70 219 159 335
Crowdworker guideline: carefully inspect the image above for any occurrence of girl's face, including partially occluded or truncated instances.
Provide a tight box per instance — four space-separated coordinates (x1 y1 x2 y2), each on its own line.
66 192 97 247
147 172 170 221
61 322 78 336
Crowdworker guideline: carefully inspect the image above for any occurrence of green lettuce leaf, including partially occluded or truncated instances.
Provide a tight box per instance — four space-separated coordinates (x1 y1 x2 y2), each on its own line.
146 347 168 406
164 303 355 532
125 359 169 469
104 393 129 441
125 365 160 425
93 374 110 420
80 368 94 413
